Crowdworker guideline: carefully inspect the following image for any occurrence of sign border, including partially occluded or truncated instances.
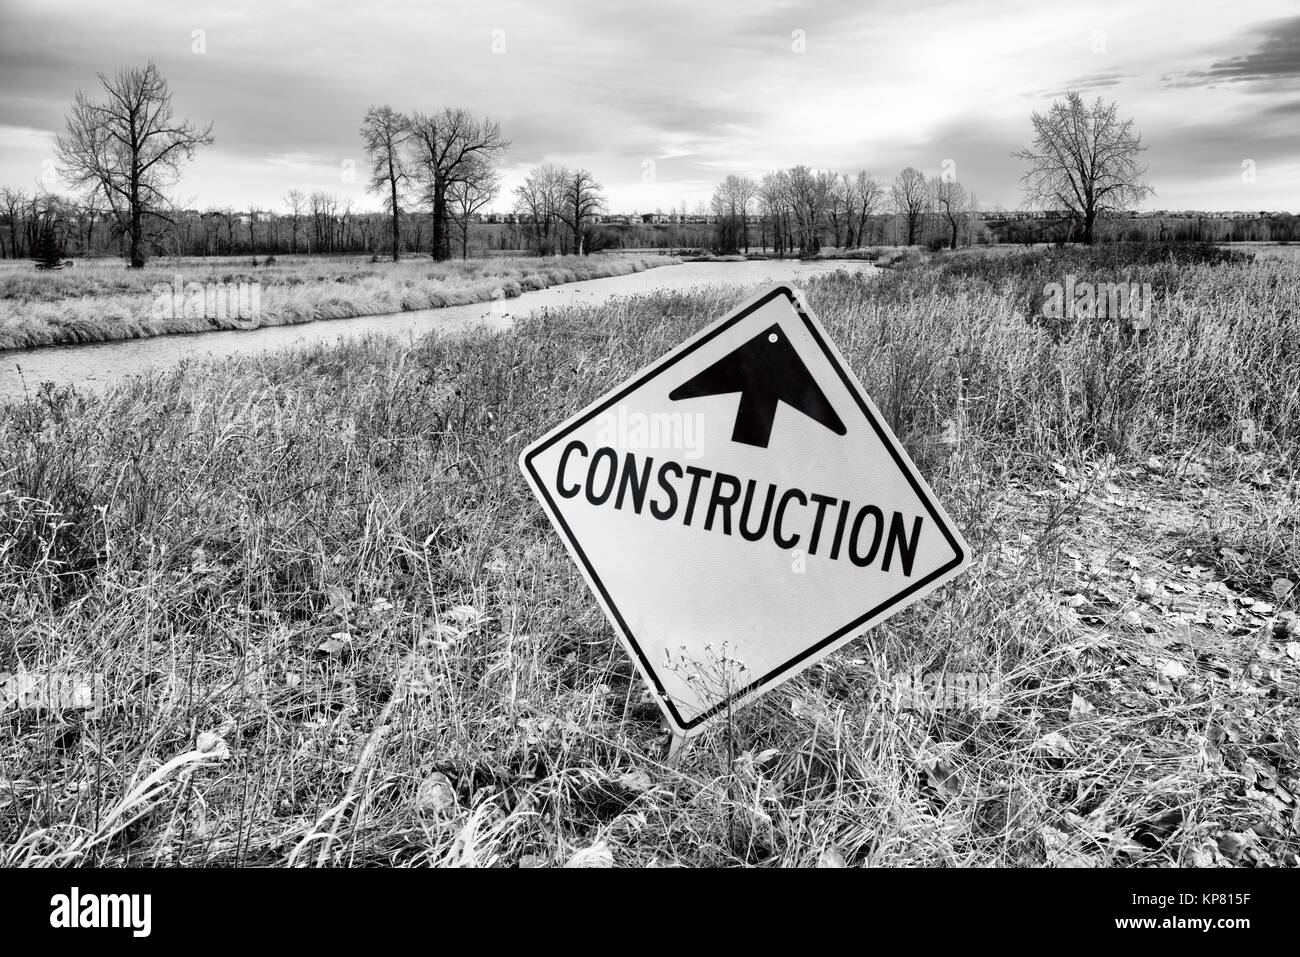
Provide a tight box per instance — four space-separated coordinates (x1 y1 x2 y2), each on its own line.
520 284 968 734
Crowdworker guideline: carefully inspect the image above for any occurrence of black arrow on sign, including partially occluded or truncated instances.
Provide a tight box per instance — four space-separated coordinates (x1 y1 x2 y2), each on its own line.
668 323 847 448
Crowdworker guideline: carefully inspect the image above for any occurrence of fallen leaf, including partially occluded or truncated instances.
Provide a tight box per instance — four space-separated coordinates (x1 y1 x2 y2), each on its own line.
1133 576 1159 600
1037 731 1077 757
1217 831 1252 861
197 730 230 759
565 841 614 868
1041 825 1096 867
445 604 481 624
325 585 355 613
817 847 847 868
416 772 457 814
1160 659 1190 680
1272 579 1295 602
618 769 653 792
1187 843 1217 867
1070 694 1095 719
926 761 962 800
1134 808 1184 849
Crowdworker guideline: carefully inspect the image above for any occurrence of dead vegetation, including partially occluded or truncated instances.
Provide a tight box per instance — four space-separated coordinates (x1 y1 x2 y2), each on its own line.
0 249 1297 866
0 253 674 350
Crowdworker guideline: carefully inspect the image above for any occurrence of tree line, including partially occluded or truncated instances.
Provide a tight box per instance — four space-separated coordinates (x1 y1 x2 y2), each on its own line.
5 63 520 266
703 166 979 256
5 64 1298 267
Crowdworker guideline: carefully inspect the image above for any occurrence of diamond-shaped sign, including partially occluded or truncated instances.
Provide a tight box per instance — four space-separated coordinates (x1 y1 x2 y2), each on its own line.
520 285 969 735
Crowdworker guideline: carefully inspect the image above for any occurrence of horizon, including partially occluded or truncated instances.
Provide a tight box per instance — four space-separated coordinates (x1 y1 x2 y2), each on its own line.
1 0 1298 215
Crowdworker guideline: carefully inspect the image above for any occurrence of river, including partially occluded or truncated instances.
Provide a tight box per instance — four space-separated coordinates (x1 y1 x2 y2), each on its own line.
0 259 875 401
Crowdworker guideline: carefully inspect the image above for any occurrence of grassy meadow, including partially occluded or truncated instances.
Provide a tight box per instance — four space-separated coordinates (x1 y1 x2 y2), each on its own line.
1 245 1298 867
0 253 676 350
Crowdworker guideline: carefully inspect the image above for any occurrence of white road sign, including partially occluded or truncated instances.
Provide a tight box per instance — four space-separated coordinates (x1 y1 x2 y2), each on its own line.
520 284 969 736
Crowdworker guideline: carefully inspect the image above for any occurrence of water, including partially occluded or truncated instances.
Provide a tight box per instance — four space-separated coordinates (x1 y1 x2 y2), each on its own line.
0 259 874 401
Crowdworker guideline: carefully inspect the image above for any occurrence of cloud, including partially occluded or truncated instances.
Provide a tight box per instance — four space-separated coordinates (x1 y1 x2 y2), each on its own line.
0 0 1296 212
1028 70 1139 100
1164 15 1300 88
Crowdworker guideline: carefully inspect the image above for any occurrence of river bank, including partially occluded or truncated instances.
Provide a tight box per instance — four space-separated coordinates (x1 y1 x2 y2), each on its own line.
0 259 876 400
0 253 677 351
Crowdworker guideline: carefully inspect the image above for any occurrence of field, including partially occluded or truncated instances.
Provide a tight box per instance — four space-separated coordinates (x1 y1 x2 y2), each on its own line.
0 253 676 350
1 245 1298 867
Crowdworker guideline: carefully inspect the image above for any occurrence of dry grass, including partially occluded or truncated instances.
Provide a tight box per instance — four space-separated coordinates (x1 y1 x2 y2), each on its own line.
0 253 676 350
1 249 1297 867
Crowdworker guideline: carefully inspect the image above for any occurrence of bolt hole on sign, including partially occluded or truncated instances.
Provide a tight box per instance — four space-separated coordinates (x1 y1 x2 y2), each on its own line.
520 285 969 736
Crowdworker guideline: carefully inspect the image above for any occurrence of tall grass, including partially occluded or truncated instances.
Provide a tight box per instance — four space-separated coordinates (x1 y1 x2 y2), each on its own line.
1 250 1296 866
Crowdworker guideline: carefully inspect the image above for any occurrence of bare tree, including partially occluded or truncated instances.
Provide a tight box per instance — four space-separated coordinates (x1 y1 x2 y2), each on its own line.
731 175 758 253
246 205 263 255
832 176 852 248
357 215 376 254
29 193 73 267
784 166 833 254
890 167 928 246
285 189 306 253
338 198 354 251
360 105 411 261
709 174 759 254
759 170 794 256
1014 93 1152 244
448 154 500 259
709 175 744 254
0 188 27 258
410 108 508 261
556 168 604 255
710 184 734 253
55 62 213 267
965 190 983 246
929 176 968 250
217 206 236 253
77 191 110 255
846 171 883 248
513 164 566 254
309 191 338 253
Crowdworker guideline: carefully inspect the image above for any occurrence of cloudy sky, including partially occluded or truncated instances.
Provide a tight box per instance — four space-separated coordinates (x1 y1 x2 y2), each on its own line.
1 0 1297 214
